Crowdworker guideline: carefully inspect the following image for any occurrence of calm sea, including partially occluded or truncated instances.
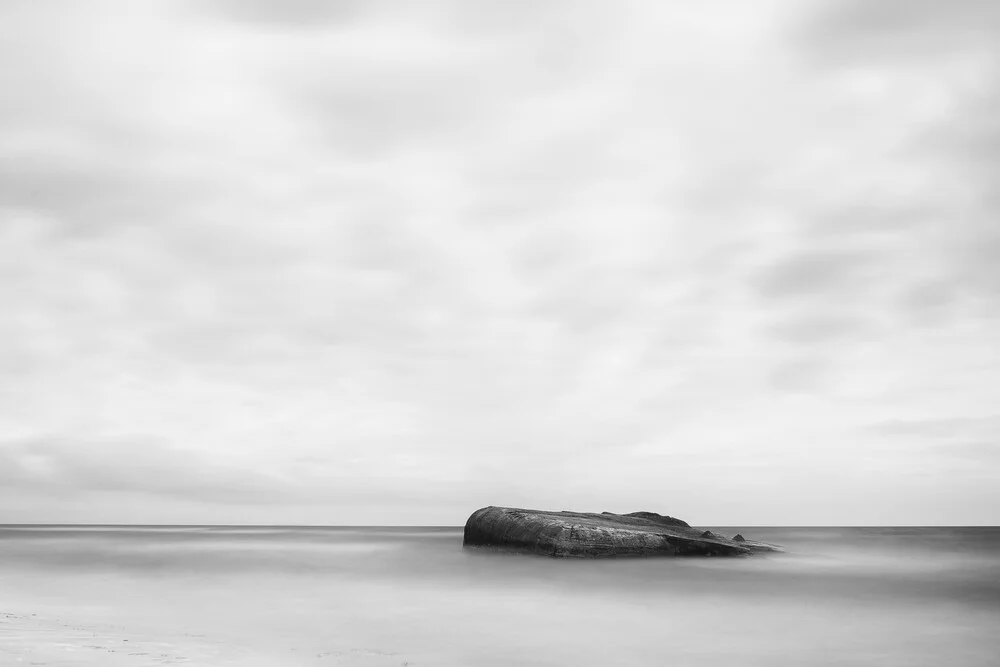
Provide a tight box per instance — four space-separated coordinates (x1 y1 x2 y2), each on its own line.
1 525 999 666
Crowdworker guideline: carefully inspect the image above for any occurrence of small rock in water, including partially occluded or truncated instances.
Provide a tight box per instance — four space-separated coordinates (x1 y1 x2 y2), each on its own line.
463 506 766 557
732 534 746 542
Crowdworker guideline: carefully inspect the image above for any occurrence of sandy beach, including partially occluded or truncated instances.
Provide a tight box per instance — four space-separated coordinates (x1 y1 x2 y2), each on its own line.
1 609 235 666
0 607 407 667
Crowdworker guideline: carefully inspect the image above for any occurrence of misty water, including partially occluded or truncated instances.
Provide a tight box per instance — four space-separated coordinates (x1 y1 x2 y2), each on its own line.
2 526 999 666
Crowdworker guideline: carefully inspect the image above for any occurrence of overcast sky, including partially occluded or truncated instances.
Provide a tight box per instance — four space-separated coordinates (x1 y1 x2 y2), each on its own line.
1 0 998 526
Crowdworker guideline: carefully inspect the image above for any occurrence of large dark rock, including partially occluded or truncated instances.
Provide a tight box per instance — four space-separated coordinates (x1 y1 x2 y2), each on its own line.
463 506 782 558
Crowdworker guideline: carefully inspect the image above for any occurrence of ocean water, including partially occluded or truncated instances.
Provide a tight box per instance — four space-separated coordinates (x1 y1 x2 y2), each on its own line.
1 525 999 666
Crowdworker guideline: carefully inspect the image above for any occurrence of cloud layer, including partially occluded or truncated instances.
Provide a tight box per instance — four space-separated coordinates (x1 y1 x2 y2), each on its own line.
1 0 998 524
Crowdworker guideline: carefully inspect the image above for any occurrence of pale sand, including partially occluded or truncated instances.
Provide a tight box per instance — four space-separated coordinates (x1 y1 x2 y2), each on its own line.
0 610 410 667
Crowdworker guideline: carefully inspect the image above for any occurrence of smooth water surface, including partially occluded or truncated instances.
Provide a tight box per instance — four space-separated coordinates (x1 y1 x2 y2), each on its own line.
1 526 998 665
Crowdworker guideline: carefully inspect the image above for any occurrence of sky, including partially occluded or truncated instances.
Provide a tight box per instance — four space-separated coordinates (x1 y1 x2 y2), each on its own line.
1 0 998 526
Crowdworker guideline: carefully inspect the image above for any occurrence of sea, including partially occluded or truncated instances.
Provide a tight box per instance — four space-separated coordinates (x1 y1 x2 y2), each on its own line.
1 525 998 666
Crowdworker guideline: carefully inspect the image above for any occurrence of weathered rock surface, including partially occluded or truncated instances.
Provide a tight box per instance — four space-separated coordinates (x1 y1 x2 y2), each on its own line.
464 506 782 558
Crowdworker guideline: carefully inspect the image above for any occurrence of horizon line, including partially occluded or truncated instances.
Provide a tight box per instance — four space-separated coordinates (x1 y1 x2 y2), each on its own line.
2 523 999 529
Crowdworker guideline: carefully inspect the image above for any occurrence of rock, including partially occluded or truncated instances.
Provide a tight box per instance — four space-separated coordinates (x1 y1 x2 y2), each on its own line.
463 506 781 558
621 511 690 528
732 534 746 542
737 538 783 553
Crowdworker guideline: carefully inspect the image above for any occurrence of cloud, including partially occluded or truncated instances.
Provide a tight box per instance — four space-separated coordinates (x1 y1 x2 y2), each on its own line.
764 313 873 345
792 0 1000 317
754 249 878 300
929 442 1000 463
768 356 830 394
862 416 1000 441
1 1 999 524
197 0 365 29
0 436 289 504
804 0 1000 57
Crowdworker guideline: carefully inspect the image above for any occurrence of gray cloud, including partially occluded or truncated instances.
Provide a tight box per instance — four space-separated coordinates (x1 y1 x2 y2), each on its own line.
764 313 873 345
863 416 1000 440
754 249 877 300
0 436 289 504
768 356 830 394
930 441 1000 462
196 0 365 29
793 0 1000 323
805 0 1000 57
0 435 470 511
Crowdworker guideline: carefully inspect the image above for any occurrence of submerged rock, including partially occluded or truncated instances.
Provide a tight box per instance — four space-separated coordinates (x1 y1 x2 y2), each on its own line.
463 506 782 558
